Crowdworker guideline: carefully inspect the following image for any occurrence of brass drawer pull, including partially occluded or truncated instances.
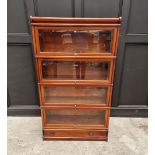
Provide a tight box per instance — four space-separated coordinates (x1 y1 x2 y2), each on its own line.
48 131 55 135
88 132 95 136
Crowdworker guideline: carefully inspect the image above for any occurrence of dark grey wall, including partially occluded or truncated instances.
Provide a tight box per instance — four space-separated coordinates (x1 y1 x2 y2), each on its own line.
7 0 148 117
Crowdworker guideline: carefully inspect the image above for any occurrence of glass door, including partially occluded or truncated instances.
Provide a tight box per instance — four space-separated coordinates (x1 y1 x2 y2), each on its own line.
35 27 117 56
42 107 108 129
38 58 114 83
40 84 112 106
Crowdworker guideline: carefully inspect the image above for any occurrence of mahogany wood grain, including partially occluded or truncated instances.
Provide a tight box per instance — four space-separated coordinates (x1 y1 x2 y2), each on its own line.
30 16 121 141
43 129 108 141
30 16 122 23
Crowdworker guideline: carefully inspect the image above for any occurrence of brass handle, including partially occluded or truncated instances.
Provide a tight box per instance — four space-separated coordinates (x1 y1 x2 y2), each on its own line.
89 132 94 136
48 131 55 135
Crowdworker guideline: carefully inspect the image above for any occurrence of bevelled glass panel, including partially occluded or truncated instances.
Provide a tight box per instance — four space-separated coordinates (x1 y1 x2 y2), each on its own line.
42 60 110 80
45 108 105 126
38 29 113 53
43 86 107 105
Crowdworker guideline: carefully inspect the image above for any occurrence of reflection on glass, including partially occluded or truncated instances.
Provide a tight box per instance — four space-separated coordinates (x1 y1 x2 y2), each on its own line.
45 109 105 126
42 60 110 80
38 30 112 53
44 86 107 105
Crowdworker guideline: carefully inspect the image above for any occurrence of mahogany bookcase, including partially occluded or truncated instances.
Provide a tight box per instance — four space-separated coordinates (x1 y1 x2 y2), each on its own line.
30 16 121 141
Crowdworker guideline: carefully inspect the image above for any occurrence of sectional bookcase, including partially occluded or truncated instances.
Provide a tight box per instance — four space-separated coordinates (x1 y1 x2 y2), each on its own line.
30 16 121 140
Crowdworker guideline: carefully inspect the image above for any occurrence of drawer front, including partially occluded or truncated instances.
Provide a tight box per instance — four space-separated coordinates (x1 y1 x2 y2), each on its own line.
41 107 109 129
43 129 108 140
39 84 112 106
34 27 118 56
37 58 115 83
